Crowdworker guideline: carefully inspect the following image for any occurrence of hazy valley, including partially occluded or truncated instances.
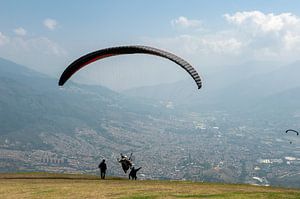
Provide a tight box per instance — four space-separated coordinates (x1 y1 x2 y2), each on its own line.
0 58 300 188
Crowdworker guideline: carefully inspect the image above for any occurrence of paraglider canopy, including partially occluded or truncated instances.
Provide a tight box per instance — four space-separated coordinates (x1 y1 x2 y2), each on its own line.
286 129 299 136
285 129 299 144
58 45 202 89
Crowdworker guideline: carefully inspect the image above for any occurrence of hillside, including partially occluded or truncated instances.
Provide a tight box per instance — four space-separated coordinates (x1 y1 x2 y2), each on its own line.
124 61 300 113
0 57 168 146
0 57 179 175
0 173 299 199
1 57 300 188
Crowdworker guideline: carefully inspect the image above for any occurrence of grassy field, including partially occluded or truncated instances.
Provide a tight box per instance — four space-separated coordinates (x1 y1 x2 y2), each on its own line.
0 173 299 199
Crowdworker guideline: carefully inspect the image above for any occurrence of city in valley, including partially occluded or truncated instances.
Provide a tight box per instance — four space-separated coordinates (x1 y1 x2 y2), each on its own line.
1 110 299 188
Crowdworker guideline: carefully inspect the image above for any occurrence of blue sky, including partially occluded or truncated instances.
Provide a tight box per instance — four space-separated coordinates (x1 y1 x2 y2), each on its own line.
1 0 300 89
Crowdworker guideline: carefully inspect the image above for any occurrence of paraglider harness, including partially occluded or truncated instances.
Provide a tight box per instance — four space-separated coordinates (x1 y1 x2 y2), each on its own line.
118 153 133 173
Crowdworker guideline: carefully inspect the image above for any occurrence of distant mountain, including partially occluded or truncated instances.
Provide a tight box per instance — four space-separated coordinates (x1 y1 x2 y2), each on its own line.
124 61 300 114
0 58 165 149
214 61 300 108
1 58 299 188
249 86 300 125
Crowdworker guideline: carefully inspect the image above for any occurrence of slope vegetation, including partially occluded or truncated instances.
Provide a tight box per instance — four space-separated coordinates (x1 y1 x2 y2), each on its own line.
0 173 299 199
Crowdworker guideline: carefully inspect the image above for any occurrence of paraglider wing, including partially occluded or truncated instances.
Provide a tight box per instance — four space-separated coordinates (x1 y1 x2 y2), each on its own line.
58 45 202 89
286 129 299 136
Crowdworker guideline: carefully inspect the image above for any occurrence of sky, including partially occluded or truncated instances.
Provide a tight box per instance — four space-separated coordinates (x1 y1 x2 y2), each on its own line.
1 0 300 90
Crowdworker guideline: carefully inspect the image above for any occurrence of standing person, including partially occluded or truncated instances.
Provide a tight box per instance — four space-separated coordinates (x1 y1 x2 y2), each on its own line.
98 159 107 179
129 167 142 180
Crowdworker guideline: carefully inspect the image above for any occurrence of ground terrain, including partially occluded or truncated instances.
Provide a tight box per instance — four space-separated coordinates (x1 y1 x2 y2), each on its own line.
0 173 299 199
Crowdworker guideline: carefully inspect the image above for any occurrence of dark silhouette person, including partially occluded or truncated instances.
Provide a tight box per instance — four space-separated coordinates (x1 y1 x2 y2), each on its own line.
98 159 107 179
129 166 142 180
118 153 133 173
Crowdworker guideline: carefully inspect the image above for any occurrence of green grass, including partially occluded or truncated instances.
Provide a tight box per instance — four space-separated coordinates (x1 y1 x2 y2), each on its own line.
0 173 299 199
173 192 300 198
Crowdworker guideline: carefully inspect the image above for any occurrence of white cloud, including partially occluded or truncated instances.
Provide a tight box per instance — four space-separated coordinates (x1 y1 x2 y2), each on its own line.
7 36 67 56
43 18 58 30
14 27 27 36
171 16 201 29
224 11 299 33
181 35 242 55
283 31 300 50
0 33 67 75
28 37 66 56
222 11 300 60
145 11 300 67
0 32 9 46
